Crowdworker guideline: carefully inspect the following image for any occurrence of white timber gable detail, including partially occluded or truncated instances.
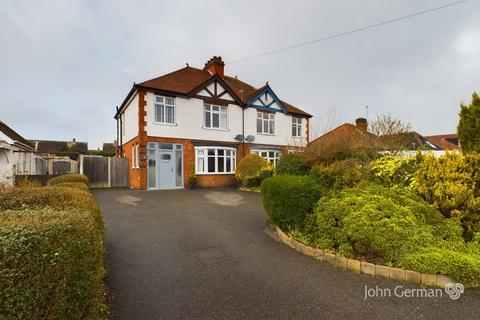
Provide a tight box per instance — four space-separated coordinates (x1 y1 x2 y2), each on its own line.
192 78 236 103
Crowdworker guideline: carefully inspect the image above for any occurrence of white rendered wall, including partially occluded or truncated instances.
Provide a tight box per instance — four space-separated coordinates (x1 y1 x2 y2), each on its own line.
143 91 307 147
145 93 244 142
122 93 139 143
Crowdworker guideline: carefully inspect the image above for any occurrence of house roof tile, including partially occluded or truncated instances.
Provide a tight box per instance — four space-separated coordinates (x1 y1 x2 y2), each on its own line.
129 65 311 117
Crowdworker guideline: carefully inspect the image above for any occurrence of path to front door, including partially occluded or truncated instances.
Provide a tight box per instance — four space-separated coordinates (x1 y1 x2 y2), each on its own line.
94 189 480 320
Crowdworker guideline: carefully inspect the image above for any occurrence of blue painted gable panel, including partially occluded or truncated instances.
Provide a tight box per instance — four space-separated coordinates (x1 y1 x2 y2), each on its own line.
246 86 287 114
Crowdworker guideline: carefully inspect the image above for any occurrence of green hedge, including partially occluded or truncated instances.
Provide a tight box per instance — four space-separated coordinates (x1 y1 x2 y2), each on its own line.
275 153 310 176
261 175 323 229
0 208 106 319
54 182 90 192
0 187 103 235
311 160 366 191
47 174 89 187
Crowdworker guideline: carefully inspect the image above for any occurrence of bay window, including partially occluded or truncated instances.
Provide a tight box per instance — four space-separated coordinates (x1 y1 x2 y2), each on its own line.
292 116 302 137
195 147 236 174
155 96 175 124
204 104 228 129
257 112 275 134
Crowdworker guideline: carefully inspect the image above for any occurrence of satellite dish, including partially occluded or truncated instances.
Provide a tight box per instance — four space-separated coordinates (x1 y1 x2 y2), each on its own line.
234 134 244 142
245 135 255 142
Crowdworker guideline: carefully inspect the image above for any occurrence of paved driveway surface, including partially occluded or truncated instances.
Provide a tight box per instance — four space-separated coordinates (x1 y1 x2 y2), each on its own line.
93 188 480 320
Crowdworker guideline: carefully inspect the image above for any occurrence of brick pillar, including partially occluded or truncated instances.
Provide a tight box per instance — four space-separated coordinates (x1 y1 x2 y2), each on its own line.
138 90 148 189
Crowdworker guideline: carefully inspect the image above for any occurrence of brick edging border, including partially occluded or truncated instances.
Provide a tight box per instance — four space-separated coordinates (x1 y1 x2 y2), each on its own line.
275 226 455 288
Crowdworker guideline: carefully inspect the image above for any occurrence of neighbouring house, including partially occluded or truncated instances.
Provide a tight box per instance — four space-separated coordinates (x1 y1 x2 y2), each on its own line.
0 121 44 186
424 134 460 150
28 139 87 174
308 118 444 159
307 118 377 160
114 56 312 190
102 142 116 155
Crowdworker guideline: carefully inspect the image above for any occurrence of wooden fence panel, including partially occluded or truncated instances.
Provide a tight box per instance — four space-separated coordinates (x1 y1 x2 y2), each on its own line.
80 155 128 188
111 158 129 187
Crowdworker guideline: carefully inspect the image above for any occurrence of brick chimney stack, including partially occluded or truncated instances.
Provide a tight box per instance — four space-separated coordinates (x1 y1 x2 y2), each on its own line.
203 56 225 78
355 118 368 132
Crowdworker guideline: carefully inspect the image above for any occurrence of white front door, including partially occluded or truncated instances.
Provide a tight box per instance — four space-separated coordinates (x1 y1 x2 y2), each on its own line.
157 150 175 189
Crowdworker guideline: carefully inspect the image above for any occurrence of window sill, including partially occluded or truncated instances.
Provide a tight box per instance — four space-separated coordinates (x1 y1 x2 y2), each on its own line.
195 172 235 175
257 132 276 136
202 127 229 131
153 122 177 126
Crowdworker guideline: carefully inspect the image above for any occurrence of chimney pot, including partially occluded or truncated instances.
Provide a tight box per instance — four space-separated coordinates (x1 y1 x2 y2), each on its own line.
355 118 368 132
203 56 225 78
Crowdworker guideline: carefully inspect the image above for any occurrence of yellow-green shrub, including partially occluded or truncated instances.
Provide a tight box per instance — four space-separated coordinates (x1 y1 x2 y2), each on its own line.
399 246 480 286
368 153 422 187
54 182 90 192
47 174 89 187
235 154 273 187
413 152 480 239
0 208 106 319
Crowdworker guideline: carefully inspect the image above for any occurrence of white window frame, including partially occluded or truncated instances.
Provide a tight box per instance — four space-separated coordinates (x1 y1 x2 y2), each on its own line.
257 112 275 135
195 146 236 174
135 144 139 168
292 116 302 137
154 95 176 125
203 104 228 130
131 144 136 169
252 150 281 165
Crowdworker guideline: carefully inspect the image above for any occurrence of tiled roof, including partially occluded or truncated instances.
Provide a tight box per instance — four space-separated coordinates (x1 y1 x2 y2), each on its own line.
424 134 459 150
29 140 88 153
134 66 311 117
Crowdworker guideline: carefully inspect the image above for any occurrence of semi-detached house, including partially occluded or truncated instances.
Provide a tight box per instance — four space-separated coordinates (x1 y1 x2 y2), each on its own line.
114 56 312 190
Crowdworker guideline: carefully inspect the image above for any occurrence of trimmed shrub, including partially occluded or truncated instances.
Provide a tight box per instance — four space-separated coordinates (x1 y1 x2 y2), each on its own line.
0 208 106 319
54 182 90 192
311 159 366 191
47 174 89 187
235 154 273 187
275 153 310 176
0 187 103 235
399 246 480 286
413 152 480 239
261 175 323 229
368 153 423 187
312 185 454 262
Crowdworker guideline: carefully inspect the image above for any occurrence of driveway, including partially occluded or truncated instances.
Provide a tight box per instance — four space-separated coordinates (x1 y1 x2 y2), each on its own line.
93 189 480 320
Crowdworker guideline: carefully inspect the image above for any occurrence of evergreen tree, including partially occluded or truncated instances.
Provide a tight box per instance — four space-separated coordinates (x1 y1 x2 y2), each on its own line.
457 92 480 152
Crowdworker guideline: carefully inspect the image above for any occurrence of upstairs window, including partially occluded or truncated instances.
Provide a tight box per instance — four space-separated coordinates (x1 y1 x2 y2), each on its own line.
204 104 228 129
292 117 302 137
257 112 275 134
155 96 175 124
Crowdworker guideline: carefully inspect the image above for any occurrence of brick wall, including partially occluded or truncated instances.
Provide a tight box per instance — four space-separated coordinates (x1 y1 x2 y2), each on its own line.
128 134 302 190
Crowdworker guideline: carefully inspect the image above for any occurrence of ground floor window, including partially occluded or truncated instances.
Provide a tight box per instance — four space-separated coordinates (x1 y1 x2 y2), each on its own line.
252 150 281 165
195 147 236 174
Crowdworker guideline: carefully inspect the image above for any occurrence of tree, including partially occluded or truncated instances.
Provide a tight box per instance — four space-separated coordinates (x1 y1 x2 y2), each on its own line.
370 114 412 155
458 92 480 153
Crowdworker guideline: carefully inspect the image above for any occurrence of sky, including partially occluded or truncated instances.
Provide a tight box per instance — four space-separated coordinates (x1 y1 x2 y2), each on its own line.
1 0 479 149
